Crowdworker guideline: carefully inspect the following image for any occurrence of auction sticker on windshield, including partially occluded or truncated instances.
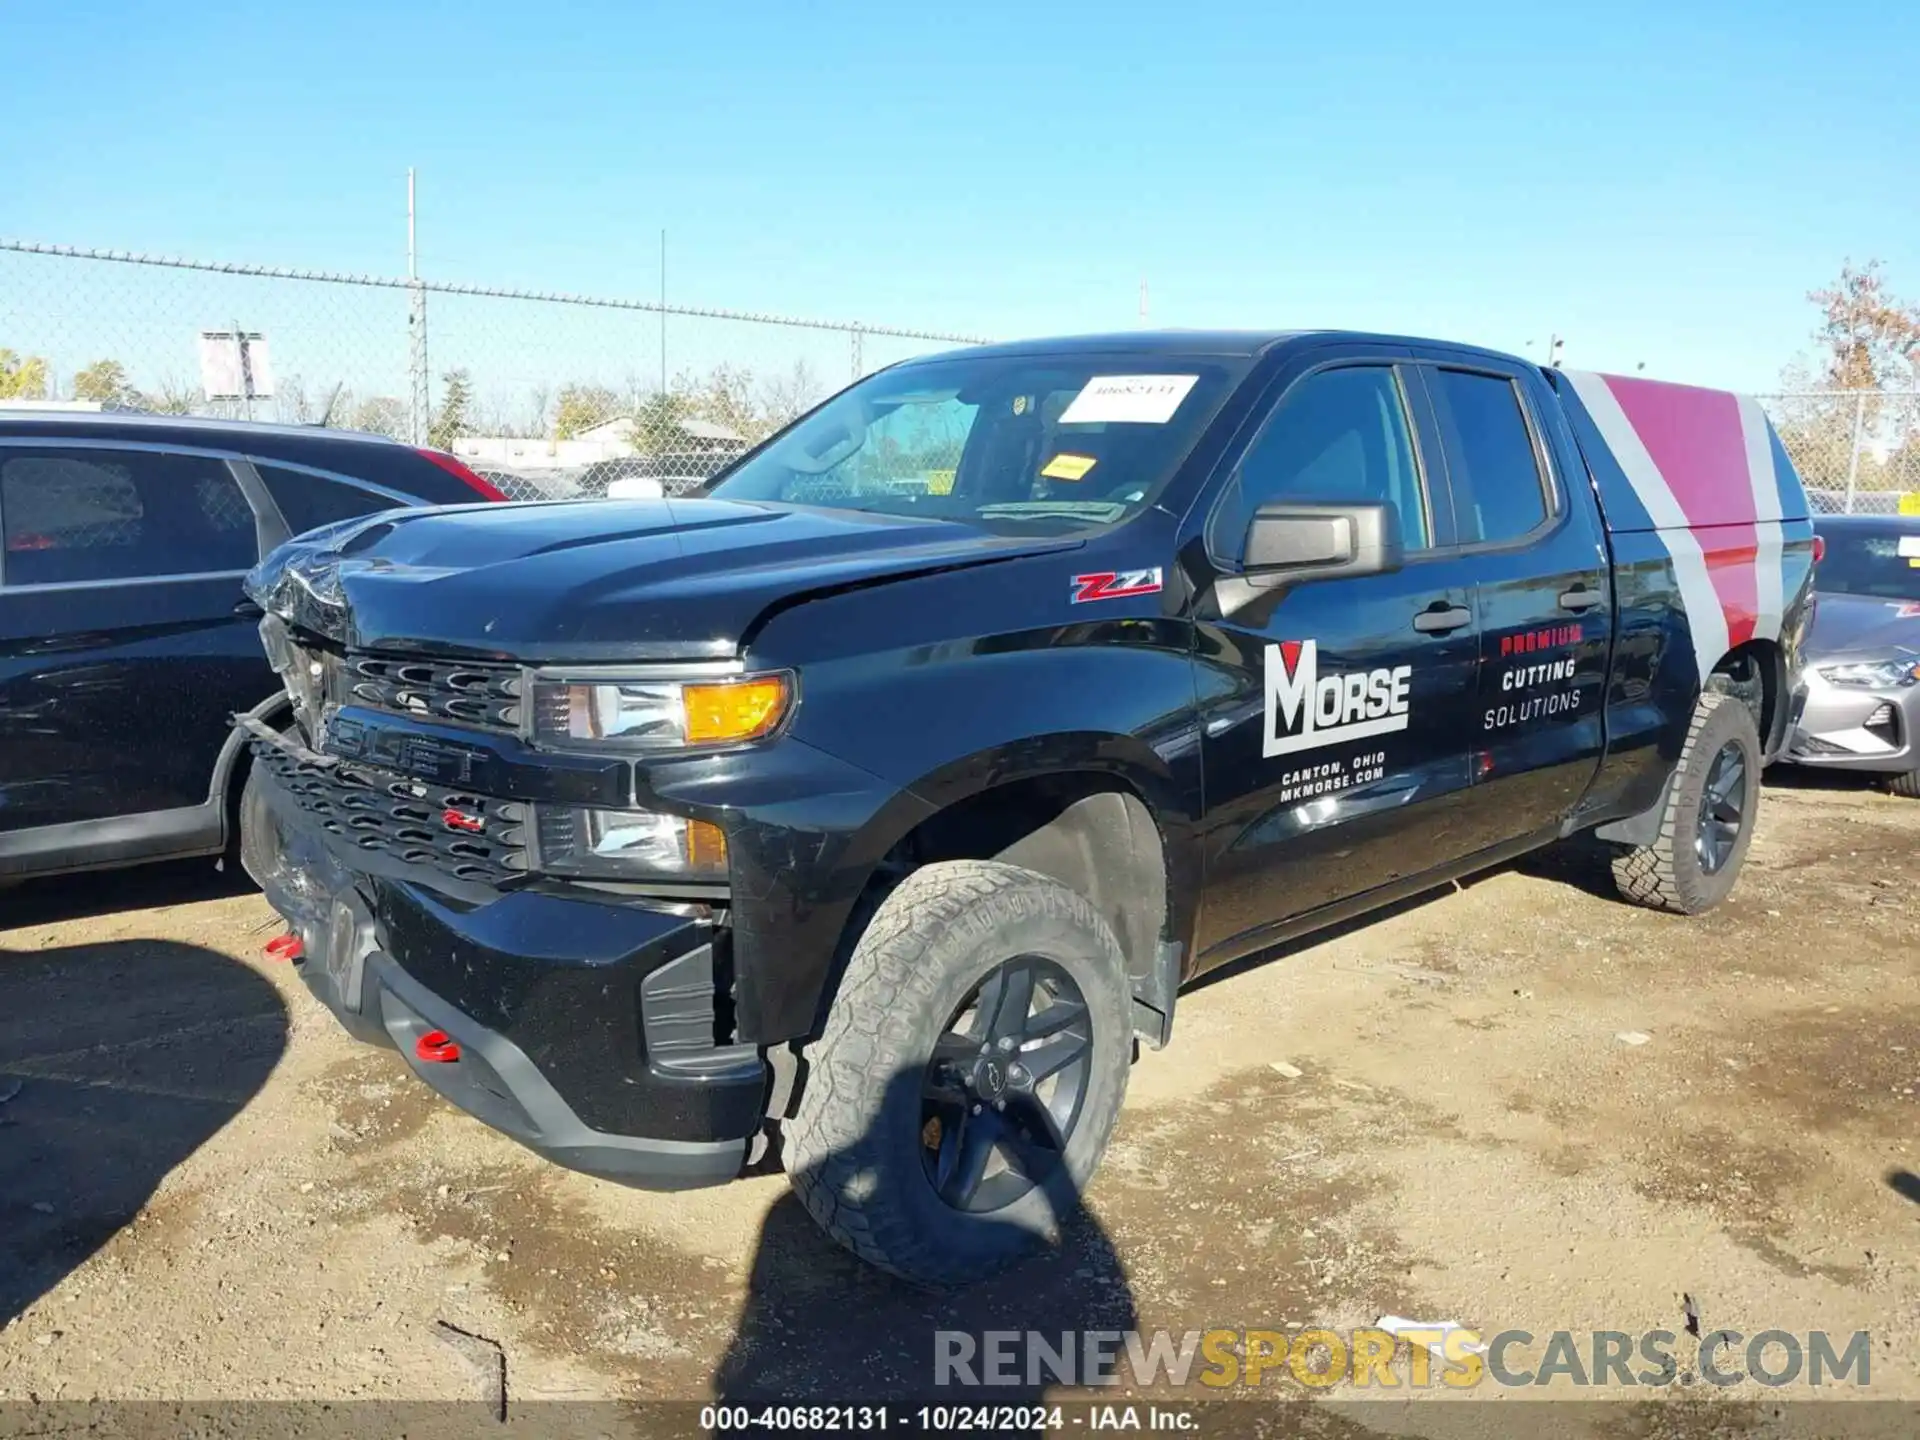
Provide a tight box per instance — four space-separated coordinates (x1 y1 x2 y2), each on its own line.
1040 453 1098 481
1059 374 1199 425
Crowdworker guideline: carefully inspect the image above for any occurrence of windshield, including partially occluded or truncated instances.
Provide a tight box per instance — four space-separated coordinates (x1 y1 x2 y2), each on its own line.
707 351 1250 532
1815 523 1920 600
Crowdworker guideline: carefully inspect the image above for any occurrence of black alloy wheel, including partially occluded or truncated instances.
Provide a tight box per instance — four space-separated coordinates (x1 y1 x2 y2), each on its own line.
920 955 1092 1214
1694 740 1747 875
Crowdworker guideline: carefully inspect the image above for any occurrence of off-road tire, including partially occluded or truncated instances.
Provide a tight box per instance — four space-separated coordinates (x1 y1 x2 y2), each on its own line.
1611 691 1761 914
785 859 1132 1286
234 744 289 889
1887 768 1920 800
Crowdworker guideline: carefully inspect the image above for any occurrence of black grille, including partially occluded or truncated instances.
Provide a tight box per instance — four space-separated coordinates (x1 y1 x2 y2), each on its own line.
251 738 529 887
338 652 522 734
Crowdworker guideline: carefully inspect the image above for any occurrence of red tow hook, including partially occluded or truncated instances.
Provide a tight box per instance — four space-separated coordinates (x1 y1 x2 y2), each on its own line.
415 1029 462 1064
264 933 304 962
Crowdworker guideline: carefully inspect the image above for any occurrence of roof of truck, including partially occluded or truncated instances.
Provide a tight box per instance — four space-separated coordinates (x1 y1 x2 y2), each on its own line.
910 328 1549 368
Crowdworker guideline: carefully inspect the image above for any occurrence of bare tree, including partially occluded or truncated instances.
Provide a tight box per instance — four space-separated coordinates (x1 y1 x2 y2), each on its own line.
758 359 825 428
524 384 552 439
147 375 202 415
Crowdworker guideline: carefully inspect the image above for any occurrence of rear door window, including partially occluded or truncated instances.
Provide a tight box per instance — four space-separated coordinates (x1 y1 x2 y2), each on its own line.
0 448 258 586
1424 369 1554 545
258 465 405 536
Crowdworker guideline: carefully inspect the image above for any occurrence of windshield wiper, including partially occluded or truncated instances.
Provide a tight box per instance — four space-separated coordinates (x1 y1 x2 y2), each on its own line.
974 501 1129 523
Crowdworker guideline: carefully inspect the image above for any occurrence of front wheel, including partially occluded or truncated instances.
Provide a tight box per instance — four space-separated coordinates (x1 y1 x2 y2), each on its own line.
784 860 1133 1286
1611 691 1762 914
1886 767 1920 800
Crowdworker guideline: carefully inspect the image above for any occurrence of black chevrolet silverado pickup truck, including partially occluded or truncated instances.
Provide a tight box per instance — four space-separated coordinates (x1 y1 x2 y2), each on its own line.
240 330 1814 1283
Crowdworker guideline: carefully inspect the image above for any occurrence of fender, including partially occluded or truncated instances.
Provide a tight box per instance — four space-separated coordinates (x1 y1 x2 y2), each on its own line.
892 735 1200 957
700 729 1199 1048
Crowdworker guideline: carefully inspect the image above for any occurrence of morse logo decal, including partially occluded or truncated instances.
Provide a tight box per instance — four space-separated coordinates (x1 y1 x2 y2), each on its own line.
1264 640 1412 758
1070 567 1164 604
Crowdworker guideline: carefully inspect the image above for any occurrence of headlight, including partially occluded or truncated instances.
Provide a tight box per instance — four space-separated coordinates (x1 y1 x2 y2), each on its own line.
533 803 728 880
1818 659 1920 690
528 671 792 750
259 616 328 722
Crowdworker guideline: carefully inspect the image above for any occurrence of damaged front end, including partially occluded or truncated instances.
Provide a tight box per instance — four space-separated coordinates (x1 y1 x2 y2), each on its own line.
234 530 768 1191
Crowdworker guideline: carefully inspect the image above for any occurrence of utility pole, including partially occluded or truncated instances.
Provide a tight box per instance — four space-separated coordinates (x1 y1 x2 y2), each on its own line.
407 169 429 445
659 229 667 399
1139 276 1149 325
1844 390 1867 514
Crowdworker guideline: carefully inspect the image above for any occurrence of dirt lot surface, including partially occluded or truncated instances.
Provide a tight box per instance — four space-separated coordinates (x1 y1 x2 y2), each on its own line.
3 774 1918 1432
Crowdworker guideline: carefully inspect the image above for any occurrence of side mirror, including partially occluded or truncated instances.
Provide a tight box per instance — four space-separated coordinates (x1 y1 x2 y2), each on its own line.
1242 502 1403 587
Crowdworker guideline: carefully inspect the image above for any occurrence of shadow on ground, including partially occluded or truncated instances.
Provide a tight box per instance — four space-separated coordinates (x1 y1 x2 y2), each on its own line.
0 934 287 1326
0 856 254 930
713 1069 1137 1403
1761 765 1897 796
1181 886 1459 998
1508 835 1624 901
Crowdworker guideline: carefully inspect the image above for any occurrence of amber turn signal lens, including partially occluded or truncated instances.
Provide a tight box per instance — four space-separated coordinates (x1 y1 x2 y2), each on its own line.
687 819 729 870
682 676 790 744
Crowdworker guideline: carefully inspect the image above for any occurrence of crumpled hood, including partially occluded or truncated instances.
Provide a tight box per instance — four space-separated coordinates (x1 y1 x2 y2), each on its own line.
1806 591 1920 663
245 496 1082 662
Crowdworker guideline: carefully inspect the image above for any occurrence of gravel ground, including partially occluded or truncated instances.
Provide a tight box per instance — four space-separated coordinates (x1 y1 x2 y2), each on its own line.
1 772 1916 1432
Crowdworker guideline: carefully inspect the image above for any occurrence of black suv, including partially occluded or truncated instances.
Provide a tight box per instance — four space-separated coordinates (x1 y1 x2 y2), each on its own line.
0 412 506 882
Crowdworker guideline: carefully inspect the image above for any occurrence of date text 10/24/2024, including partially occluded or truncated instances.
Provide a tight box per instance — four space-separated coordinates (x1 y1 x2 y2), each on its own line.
699 1405 1200 1432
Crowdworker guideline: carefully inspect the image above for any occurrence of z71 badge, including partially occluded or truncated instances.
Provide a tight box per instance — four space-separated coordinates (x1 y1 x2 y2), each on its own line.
1070 567 1164 604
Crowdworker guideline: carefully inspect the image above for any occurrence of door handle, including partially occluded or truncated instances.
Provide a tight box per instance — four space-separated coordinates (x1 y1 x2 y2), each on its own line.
1558 585 1604 613
1412 603 1472 635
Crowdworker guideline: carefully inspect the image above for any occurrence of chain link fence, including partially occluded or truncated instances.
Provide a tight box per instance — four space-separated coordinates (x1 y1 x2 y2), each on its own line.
5 238 1918 518
1756 390 1920 516
0 239 987 502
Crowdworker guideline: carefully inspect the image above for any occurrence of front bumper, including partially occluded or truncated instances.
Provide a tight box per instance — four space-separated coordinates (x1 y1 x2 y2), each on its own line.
242 728 767 1190
1784 677 1918 776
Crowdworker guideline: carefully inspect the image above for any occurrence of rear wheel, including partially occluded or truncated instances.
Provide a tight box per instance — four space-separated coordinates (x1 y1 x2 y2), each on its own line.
1611 691 1761 915
1887 768 1920 800
785 860 1132 1286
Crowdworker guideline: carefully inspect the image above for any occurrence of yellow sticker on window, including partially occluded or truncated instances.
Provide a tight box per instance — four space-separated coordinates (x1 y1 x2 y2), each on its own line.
1900 492 1920 516
1040 453 1098 482
925 469 956 495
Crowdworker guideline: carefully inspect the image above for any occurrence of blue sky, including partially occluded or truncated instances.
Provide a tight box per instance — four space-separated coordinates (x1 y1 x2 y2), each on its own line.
2 0 1917 393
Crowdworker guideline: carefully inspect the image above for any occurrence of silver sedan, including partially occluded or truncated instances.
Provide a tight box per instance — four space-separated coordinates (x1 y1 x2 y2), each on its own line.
1785 514 1920 797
